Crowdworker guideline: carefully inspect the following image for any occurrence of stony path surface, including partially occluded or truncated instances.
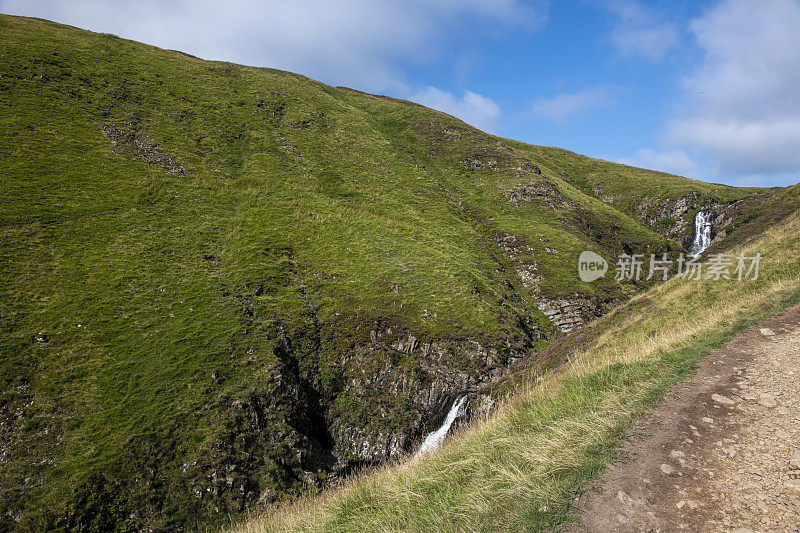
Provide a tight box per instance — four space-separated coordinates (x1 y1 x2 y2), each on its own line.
565 304 800 533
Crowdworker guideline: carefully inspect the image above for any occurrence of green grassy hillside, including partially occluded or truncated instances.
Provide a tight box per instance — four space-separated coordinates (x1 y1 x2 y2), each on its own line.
0 14 790 532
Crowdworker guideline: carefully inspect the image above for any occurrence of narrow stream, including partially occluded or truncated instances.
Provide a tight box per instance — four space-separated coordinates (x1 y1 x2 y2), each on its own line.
415 396 467 457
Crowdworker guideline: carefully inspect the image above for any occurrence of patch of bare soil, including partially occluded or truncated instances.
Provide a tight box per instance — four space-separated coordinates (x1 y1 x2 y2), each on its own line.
565 304 800 532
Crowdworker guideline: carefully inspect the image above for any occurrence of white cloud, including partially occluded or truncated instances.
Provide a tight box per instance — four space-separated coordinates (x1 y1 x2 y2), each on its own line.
733 172 799 187
409 87 501 132
668 0 800 177
0 0 539 92
669 117 800 172
531 87 613 123
604 0 678 61
617 149 698 177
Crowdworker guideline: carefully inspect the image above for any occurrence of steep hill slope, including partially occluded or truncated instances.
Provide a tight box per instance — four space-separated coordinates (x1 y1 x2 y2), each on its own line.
238 195 800 533
0 15 791 531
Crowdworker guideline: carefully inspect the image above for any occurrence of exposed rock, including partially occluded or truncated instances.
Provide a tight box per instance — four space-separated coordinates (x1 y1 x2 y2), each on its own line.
635 193 736 251
660 463 676 475
101 124 185 175
514 267 539 289
711 393 736 406
616 490 633 505
535 297 605 333
278 135 297 153
461 149 510 172
493 232 540 290
463 155 497 170
510 162 542 177
501 180 565 208
670 450 686 460
589 181 616 203
637 193 699 237
439 127 462 142
413 120 464 142
493 232 535 261
328 327 530 466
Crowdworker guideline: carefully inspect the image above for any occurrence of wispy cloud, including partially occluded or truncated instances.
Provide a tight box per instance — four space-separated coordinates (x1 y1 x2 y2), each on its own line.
531 87 615 123
409 87 501 132
617 149 698 177
603 0 678 61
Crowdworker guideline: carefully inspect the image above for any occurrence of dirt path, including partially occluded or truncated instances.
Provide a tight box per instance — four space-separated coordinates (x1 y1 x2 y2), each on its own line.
565 304 800 533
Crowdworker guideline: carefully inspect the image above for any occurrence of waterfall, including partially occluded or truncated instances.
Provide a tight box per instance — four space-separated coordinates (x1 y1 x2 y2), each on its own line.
689 210 713 256
415 396 467 457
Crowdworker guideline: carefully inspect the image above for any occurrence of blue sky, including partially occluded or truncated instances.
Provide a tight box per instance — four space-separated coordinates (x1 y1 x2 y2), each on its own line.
3 0 800 187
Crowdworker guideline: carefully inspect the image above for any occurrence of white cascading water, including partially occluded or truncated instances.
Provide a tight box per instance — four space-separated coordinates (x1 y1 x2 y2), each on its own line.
415 396 467 457
689 210 713 256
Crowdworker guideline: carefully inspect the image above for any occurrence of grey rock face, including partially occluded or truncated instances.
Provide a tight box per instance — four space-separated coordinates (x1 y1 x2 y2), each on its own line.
328 327 527 466
635 193 734 251
493 232 541 290
637 192 700 237
534 297 605 333
101 123 185 175
502 181 565 208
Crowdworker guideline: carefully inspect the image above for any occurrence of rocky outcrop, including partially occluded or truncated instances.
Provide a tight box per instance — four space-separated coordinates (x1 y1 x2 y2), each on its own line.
534 297 605 333
511 162 542 177
492 232 611 333
637 192 700 237
171 290 612 521
502 180 565 208
327 325 531 467
636 194 736 251
101 123 185 175
463 154 500 171
590 181 617 204
493 232 541 290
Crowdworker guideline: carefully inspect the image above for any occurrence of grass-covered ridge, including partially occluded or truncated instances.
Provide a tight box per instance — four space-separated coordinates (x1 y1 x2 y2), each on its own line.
0 14 789 531
237 211 800 532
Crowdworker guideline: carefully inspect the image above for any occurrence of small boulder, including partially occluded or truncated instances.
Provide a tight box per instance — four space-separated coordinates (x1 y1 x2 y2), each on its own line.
670 450 686 460
660 463 676 475
789 452 800 471
616 490 633 505
712 393 736 406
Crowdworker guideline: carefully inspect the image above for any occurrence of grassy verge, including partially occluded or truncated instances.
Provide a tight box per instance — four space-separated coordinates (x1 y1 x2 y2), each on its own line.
234 212 800 532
